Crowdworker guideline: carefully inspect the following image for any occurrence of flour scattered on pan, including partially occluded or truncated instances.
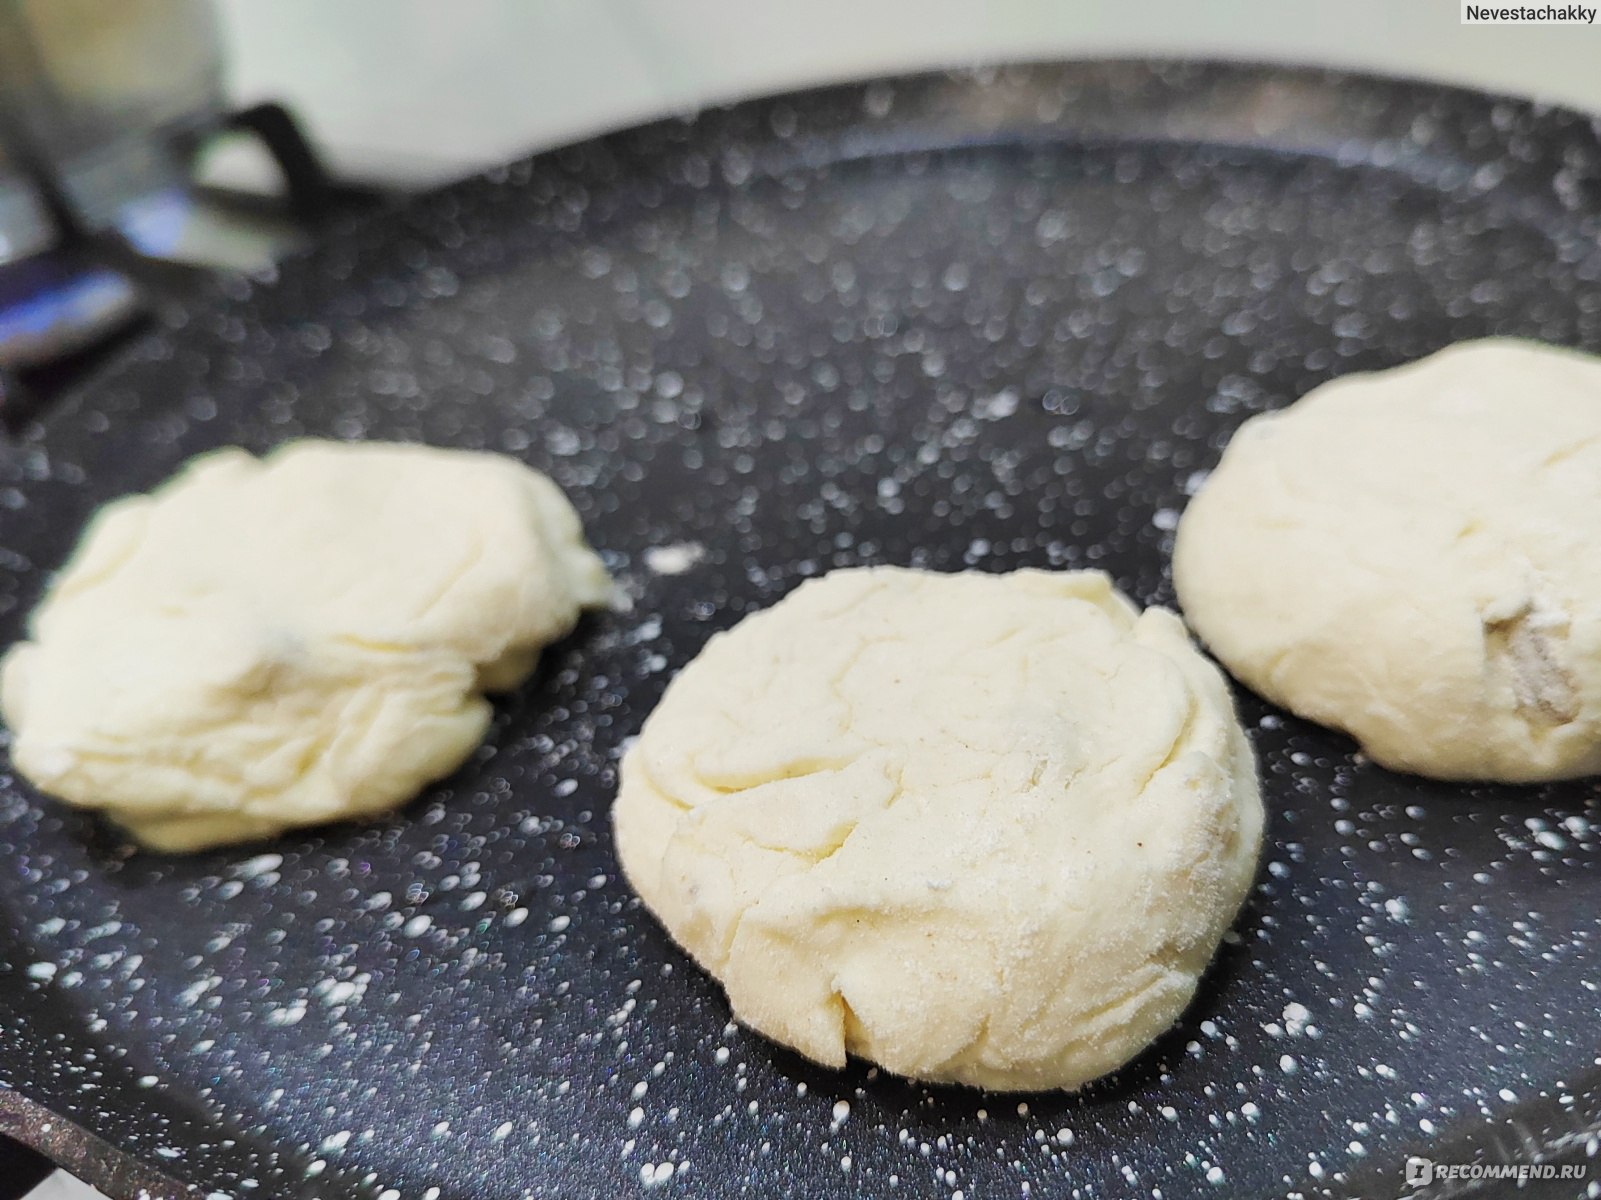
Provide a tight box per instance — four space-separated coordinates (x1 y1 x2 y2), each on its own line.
5 79 1601 1200
640 1160 678 1188
973 388 1019 420
643 542 706 576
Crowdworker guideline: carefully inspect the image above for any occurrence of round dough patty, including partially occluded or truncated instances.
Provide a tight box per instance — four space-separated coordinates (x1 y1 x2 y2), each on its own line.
1174 338 1601 782
1 440 610 851
613 567 1262 1091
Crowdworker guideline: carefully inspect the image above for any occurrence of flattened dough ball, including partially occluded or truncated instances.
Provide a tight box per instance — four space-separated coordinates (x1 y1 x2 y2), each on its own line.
1 441 610 851
614 567 1262 1091
1174 338 1601 782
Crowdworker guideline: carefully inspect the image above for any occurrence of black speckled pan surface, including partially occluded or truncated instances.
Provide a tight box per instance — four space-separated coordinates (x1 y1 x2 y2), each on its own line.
2 60 1601 1200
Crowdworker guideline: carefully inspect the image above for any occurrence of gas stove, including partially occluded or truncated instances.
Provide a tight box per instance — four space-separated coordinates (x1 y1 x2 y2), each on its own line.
0 101 381 433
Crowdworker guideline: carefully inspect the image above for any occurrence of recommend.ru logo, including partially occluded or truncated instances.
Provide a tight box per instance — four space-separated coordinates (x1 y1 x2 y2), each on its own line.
1404 1156 1588 1188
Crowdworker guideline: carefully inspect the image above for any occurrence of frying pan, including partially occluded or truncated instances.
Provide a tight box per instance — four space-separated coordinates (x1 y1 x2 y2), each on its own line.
2 60 1600 1200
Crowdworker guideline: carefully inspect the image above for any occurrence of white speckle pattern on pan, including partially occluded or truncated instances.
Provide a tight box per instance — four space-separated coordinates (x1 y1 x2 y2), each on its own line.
2 60 1601 1200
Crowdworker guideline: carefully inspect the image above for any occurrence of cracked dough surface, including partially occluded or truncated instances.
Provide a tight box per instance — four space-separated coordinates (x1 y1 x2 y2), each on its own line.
1174 338 1601 782
1 440 610 851
613 567 1262 1091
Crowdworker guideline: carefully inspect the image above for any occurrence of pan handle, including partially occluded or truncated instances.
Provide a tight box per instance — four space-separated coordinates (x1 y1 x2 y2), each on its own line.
0 1090 187 1200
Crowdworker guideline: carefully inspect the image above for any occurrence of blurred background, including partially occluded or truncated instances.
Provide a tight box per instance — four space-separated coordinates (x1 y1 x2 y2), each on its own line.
3 2 1600 1196
3 0 1601 427
219 0 1601 186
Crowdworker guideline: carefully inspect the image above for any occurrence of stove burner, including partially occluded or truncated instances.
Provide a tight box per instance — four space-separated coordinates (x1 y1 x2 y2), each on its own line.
0 102 379 428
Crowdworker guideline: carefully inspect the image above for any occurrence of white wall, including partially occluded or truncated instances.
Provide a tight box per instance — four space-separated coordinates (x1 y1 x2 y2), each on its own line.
216 0 1601 184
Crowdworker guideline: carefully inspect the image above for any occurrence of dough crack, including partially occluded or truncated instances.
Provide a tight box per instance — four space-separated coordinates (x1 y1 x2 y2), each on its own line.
1540 432 1601 470
410 535 490 625
742 757 905 870
928 1006 996 1076
1483 602 1579 727
1138 685 1201 792
742 809 863 866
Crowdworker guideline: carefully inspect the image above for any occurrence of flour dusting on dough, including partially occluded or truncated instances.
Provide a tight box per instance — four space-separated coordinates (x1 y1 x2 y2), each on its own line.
614 566 1262 1091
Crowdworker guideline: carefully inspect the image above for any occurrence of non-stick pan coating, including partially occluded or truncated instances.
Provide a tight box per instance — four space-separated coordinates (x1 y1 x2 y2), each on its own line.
2 61 1600 1200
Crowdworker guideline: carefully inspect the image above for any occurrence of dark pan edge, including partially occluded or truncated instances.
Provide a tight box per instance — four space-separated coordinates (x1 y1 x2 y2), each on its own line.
10 53 1600 458
0 1088 189 1198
